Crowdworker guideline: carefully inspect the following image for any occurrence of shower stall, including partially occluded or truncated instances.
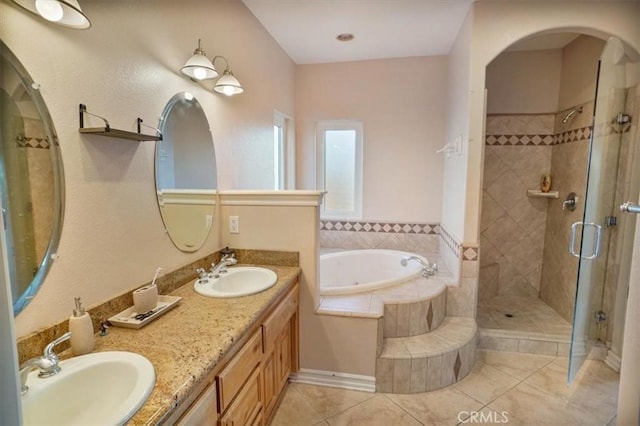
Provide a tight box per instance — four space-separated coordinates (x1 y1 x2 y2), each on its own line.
479 34 640 381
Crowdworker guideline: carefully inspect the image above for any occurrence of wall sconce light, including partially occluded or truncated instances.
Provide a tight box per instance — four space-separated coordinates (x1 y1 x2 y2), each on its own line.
10 0 91 29
181 39 244 96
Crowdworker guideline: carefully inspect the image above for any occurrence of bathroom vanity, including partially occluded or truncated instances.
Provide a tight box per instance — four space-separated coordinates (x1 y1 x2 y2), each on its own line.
81 264 300 425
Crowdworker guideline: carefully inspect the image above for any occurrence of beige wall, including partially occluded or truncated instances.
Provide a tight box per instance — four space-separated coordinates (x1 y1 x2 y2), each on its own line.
219 191 377 376
558 36 607 111
296 56 447 223
442 7 473 244
1 0 295 337
486 49 562 114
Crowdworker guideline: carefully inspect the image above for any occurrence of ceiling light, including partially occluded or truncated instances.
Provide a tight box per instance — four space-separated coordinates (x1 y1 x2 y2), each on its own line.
181 39 219 81
11 0 91 29
336 33 355 42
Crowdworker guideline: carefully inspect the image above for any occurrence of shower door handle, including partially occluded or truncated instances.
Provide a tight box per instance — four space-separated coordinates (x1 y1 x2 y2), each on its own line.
569 222 602 259
620 202 640 214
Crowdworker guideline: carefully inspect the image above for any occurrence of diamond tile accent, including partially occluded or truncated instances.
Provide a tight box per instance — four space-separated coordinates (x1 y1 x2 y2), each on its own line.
17 137 51 149
463 247 478 261
426 302 434 331
453 351 462 381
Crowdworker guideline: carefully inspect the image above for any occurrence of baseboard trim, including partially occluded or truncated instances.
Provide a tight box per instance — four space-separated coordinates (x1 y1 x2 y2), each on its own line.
604 350 621 372
290 368 376 393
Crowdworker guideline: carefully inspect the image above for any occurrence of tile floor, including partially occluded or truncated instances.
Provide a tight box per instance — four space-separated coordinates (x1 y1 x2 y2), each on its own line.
477 295 572 338
271 350 618 425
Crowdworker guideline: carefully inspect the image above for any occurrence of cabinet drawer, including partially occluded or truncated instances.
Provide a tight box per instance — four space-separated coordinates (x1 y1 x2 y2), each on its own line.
262 285 298 351
217 328 263 413
219 367 263 426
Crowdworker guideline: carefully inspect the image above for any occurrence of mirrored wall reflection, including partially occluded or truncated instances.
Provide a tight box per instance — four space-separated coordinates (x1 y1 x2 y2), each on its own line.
0 41 64 315
155 93 217 252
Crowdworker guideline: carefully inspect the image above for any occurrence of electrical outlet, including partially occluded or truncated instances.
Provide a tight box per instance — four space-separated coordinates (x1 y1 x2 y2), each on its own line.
205 214 213 227
229 216 240 234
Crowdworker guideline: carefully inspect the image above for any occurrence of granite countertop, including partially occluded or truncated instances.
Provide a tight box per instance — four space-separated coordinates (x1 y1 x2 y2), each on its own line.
85 264 300 425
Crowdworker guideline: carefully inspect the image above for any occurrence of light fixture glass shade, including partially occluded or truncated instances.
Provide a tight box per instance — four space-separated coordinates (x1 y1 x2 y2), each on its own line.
213 70 244 96
11 0 91 29
181 41 218 81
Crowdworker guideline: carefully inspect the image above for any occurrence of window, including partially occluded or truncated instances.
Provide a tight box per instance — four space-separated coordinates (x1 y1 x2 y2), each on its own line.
316 121 363 219
274 111 294 190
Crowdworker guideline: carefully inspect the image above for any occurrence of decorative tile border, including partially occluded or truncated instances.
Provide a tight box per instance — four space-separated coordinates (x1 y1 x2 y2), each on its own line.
486 134 554 146
486 126 592 147
320 220 439 234
486 124 629 147
438 225 460 258
553 126 592 145
17 136 51 149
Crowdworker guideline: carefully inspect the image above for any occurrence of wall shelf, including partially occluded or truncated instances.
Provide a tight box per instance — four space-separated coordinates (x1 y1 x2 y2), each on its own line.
527 189 559 199
78 104 161 142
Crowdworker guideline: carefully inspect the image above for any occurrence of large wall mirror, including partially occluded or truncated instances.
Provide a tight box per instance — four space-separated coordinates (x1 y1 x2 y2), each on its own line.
0 41 64 316
155 93 217 252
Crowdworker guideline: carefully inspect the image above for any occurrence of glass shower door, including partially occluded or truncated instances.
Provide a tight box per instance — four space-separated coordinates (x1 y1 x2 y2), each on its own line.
568 37 629 382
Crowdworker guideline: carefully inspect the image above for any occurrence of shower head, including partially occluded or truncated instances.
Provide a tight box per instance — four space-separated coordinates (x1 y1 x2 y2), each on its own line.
561 106 584 124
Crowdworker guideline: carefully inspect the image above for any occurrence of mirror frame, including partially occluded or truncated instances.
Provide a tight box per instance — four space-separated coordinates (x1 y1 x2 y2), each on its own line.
1 41 65 315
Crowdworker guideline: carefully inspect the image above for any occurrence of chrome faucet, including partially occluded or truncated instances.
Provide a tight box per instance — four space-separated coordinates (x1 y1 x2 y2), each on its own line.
401 256 438 278
19 331 72 394
210 252 238 278
196 268 209 284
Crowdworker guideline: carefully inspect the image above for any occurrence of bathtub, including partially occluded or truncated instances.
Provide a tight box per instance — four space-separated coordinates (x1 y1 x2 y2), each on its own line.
320 249 428 296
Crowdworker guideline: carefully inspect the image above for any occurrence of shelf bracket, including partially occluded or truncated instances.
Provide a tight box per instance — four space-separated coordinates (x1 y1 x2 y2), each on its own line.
79 104 110 131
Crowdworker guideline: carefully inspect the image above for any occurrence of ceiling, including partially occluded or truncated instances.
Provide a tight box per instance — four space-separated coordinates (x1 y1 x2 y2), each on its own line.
241 0 631 65
241 0 473 64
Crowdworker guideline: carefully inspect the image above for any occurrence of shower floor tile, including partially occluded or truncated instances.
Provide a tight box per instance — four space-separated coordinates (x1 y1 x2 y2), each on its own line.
478 295 572 339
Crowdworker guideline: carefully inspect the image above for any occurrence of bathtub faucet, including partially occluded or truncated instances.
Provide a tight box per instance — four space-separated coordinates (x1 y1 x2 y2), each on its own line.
401 256 438 278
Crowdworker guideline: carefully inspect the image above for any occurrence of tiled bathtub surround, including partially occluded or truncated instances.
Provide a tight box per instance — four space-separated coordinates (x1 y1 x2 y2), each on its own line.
319 220 440 258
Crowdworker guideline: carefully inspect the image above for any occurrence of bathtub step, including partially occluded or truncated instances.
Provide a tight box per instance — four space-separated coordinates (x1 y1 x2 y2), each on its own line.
376 316 477 393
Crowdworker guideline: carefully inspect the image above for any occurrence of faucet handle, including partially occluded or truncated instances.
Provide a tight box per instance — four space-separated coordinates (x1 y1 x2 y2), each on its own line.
431 261 438 272
43 331 72 361
196 268 209 283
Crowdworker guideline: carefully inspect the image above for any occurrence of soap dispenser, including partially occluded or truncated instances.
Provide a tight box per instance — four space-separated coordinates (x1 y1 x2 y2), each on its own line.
68 297 94 355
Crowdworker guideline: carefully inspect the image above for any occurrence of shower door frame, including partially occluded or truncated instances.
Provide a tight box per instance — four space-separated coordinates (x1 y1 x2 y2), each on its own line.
568 36 632 383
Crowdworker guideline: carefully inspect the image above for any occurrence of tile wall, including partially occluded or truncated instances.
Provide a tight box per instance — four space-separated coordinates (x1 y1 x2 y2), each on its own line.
480 114 554 301
319 220 440 258
538 102 593 322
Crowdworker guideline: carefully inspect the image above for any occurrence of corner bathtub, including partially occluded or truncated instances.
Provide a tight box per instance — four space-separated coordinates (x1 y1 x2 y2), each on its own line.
320 249 428 296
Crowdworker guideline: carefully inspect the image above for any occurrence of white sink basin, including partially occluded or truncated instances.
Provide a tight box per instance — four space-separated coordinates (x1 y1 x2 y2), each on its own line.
22 351 155 426
194 267 277 298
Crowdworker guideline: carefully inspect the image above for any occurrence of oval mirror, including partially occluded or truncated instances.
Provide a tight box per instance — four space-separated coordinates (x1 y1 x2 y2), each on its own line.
155 93 217 252
0 41 64 315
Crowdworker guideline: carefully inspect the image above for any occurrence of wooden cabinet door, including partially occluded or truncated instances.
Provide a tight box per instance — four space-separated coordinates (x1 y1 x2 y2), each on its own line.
218 367 263 426
262 349 277 415
276 324 291 390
